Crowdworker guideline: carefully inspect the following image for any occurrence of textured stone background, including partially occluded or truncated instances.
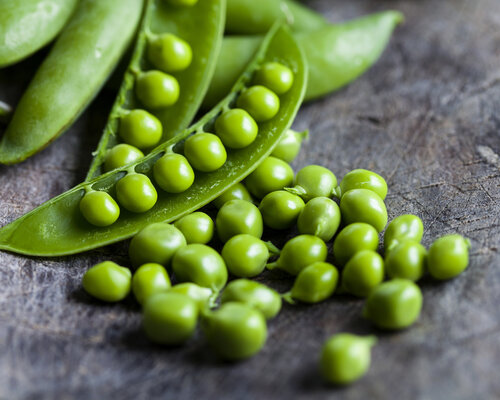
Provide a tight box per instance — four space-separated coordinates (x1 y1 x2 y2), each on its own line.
1 0 500 399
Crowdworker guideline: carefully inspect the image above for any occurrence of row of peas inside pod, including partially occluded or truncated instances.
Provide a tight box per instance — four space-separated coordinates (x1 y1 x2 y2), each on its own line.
79 61 294 227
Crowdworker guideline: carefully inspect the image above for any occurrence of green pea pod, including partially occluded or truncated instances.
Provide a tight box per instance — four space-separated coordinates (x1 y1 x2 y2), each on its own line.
86 0 226 180
0 25 307 256
203 10 403 108
0 0 78 68
0 0 144 165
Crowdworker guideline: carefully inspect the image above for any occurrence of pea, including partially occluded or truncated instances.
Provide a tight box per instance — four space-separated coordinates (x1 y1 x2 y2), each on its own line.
259 190 305 230
254 62 294 95
132 263 171 305
80 191 120 227
216 199 263 242
82 261 131 302
341 250 384 297
386 242 427 281
333 223 379 266
297 197 341 242
271 129 308 163
120 109 162 149
104 144 144 172
320 334 376 385
168 282 214 311
221 234 269 278
428 234 470 280
287 165 337 201
212 183 253 209
220 279 281 319
129 222 186 268
363 279 423 330
153 153 195 193
136 70 180 109
384 214 424 253
116 173 158 213
174 212 214 244
340 189 388 232
339 169 388 200
166 0 198 6
236 85 280 122
202 302 267 360
172 244 228 291
285 262 338 304
267 234 328 276
147 33 192 73
215 108 258 149
245 156 294 199
142 292 198 345
184 133 227 172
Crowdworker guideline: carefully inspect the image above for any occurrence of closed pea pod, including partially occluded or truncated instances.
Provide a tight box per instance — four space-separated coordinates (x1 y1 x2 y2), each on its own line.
132 263 171 305
427 234 470 280
341 250 384 297
173 212 214 244
340 189 388 233
386 242 427 282
338 169 387 200
271 129 308 163
82 261 132 302
286 165 338 201
333 223 379 266
212 183 253 209
216 199 263 242
245 156 294 199
221 234 269 278
297 197 341 242
259 190 305 230
384 214 424 253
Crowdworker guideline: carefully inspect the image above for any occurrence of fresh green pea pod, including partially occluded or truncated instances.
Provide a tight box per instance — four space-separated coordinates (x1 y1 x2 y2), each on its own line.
203 10 403 108
0 0 144 165
86 0 226 180
0 0 78 67
0 25 307 256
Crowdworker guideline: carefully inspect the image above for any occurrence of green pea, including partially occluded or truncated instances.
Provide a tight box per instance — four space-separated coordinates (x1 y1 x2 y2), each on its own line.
120 109 162 149
174 212 214 244
129 222 186 268
384 214 424 253
245 156 294 199
212 183 253 209
168 282 214 311
363 279 423 330
82 261 131 302
428 234 470 280
142 292 198 345
386 242 427 281
267 234 328 276
132 263 171 305
116 173 158 213
216 199 263 242
104 144 144 172
333 223 379 266
285 262 338 304
271 129 308 163
136 70 180 109
297 197 341 242
215 108 258 149
147 33 192 73
254 62 294 95
259 190 305 230
153 153 195 193
341 250 384 297
172 244 228 291
220 279 281 319
287 165 337 201
80 191 120 227
340 189 388 232
339 169 387 200
320 334 376 385
236 85 280 122
165 0 198 6
202 302 267 360
184 132 227 172
221 234 269 278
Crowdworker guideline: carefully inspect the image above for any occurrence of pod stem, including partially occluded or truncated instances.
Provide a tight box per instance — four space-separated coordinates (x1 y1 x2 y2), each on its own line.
295 129 309 142
207 291 218 309
281 291 295 305
284 185 307 197
332 185 342 199
265 241 281 255
266 261 279 271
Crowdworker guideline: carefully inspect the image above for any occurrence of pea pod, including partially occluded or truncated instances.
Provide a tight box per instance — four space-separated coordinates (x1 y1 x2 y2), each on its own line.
86 0 226 180
0 0 144 165
0 25 307 256
0 0 78 67
203 10 403 108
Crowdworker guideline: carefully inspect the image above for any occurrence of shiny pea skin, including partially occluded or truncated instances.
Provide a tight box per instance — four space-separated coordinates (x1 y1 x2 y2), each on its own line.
285 262 338 304
104 144 144 172
82 261 131 302
153 153 195 193
259 190 305 230
174 212 214 244
386 242 427 281
339 169 387 200
120 109 162 149
116 173 158 213
212 183 253 209
136 70 180 109
428 234 470 280
333 223 379 266
271 129 308 163
287 165 337 201
297 197 341 242
80 190 120 227
215 108 258 149
245 156 294 199
220 279 281 319
320 334 376 385
166 0 198 6
216 199 263 242
341 250 384 297
254 62 294 95
384 214 424 253
147 33 192 73
363 279 423 330
132 263 171 305
184 132 227 172
340 188 388 232
169 282 214 311
221 234 269 278
236 85 280 122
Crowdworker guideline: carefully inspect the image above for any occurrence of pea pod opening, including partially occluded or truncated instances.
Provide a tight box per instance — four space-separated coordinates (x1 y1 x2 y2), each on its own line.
0 25 307 257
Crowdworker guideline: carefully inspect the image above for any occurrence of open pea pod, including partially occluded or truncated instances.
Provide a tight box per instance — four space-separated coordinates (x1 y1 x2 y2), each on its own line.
0 25 307 257
86 0 226 180
203 10 403 108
